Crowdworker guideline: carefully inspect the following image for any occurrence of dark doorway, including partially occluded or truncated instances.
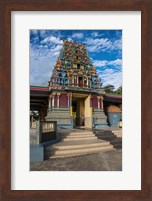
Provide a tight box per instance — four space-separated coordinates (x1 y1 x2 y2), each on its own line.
77 64 80 69
72 101 77 127
72 99 85 127
78 77 83 87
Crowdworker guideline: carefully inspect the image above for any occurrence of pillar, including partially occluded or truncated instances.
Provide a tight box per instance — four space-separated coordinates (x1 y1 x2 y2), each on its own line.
72 76 74 86
69 93 73 128
52 94 54 110
87 77 88 88
84 95 92 128
67 93 70 108
69 93 72 116
100 98 103 110
49 96 52 109
57 93 60 108
90 80 92 88
97 96 100 109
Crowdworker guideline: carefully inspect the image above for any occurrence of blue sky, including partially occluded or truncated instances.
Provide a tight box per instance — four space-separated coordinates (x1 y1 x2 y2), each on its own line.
30 30 122 89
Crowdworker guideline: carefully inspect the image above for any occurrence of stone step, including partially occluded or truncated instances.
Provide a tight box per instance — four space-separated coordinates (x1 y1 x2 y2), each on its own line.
94 130 122 150
45 145 113 158
115 134 122 137
113 144 122 149
62 136 97 141
111 137 122 142
61 134 96 138
112 131 122 138
95 135 116 141
95 133 116 137
59 132 94 136
112 130 122 133
110 137 122 149
98 137 116 142
94 130 112 135
46 141 110 150
113 132 122 135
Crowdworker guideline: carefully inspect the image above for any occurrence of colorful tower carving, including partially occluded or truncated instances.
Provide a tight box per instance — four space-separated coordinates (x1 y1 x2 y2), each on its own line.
46 39 107 129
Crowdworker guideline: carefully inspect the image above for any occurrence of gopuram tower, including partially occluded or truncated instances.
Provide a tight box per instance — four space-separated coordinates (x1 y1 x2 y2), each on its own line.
46 39 108 129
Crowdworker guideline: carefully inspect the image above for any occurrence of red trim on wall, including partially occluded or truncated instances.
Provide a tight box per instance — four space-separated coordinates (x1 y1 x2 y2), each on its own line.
30 87 49 91
54 95 57 107
60 93 68 107
104 94 122 99
92 96 98 108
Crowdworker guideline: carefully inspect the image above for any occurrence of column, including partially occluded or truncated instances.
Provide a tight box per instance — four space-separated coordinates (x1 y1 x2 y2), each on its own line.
72 76 74 86
101 98 103 110
97 96 100 109
87 78 88 88
84 95 92 128
100 96 103 110
48 96 52 110
57 93 60 108
77 76 78 86
90 95 92 107
52 95 54 110
69 93 72 116
67 93 70 108
90 80 92 88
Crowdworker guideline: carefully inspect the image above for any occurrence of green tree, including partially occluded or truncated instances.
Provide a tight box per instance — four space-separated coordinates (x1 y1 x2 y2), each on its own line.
103 84 115 94
115 86 122 95
103 84 122 95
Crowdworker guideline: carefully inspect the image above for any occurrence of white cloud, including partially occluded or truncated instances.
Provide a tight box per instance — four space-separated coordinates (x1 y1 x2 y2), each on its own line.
109 59 122 66
50 44 62 53
52 51 60 56
94 59 122 89
91 32 104 37
93 59 122 68
86 37 122 53
72 33 84 39
93 60 108 67
30 48 57 86
41 36 63 45
98 68 122 89
30 35 63 86
67 37 73 42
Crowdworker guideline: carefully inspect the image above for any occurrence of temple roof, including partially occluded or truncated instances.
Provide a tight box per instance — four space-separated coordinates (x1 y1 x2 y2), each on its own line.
30 86 122 102
48 39 103 93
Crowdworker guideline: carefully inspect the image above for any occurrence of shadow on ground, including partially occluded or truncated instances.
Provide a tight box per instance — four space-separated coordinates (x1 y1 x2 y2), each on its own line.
30 149 122 171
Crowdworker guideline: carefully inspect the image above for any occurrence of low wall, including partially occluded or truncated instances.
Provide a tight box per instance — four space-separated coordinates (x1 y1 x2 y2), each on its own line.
30 121 57 162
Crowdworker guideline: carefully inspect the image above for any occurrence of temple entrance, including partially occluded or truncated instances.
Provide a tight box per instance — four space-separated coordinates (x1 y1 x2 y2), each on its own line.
72 99 85 127
72 93 92 128
72 98 85 127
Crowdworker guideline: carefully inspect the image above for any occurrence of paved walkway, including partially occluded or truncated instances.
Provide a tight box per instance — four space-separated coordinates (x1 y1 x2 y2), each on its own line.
30 149 122 171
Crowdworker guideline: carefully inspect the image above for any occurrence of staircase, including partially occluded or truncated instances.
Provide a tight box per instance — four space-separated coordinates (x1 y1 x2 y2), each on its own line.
93 129 122 149
45 129 114 159
112 129 122 138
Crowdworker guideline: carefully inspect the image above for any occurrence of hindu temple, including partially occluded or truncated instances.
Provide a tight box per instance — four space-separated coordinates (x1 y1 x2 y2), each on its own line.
45 39 108 129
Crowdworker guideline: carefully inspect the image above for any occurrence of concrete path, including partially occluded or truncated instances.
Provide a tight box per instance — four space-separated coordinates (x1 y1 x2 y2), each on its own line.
30 149 122 171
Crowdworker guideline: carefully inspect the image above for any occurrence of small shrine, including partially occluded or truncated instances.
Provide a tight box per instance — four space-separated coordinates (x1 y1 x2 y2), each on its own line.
45 39 108 129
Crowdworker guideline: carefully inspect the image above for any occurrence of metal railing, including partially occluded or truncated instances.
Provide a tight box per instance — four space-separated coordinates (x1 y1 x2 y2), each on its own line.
41 121 57 133
40 121 57 143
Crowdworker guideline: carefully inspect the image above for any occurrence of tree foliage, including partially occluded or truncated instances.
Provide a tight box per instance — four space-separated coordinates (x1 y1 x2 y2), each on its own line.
103 84 122 95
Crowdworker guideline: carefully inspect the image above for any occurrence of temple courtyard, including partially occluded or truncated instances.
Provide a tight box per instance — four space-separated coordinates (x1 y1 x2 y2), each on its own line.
30 149 122 171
